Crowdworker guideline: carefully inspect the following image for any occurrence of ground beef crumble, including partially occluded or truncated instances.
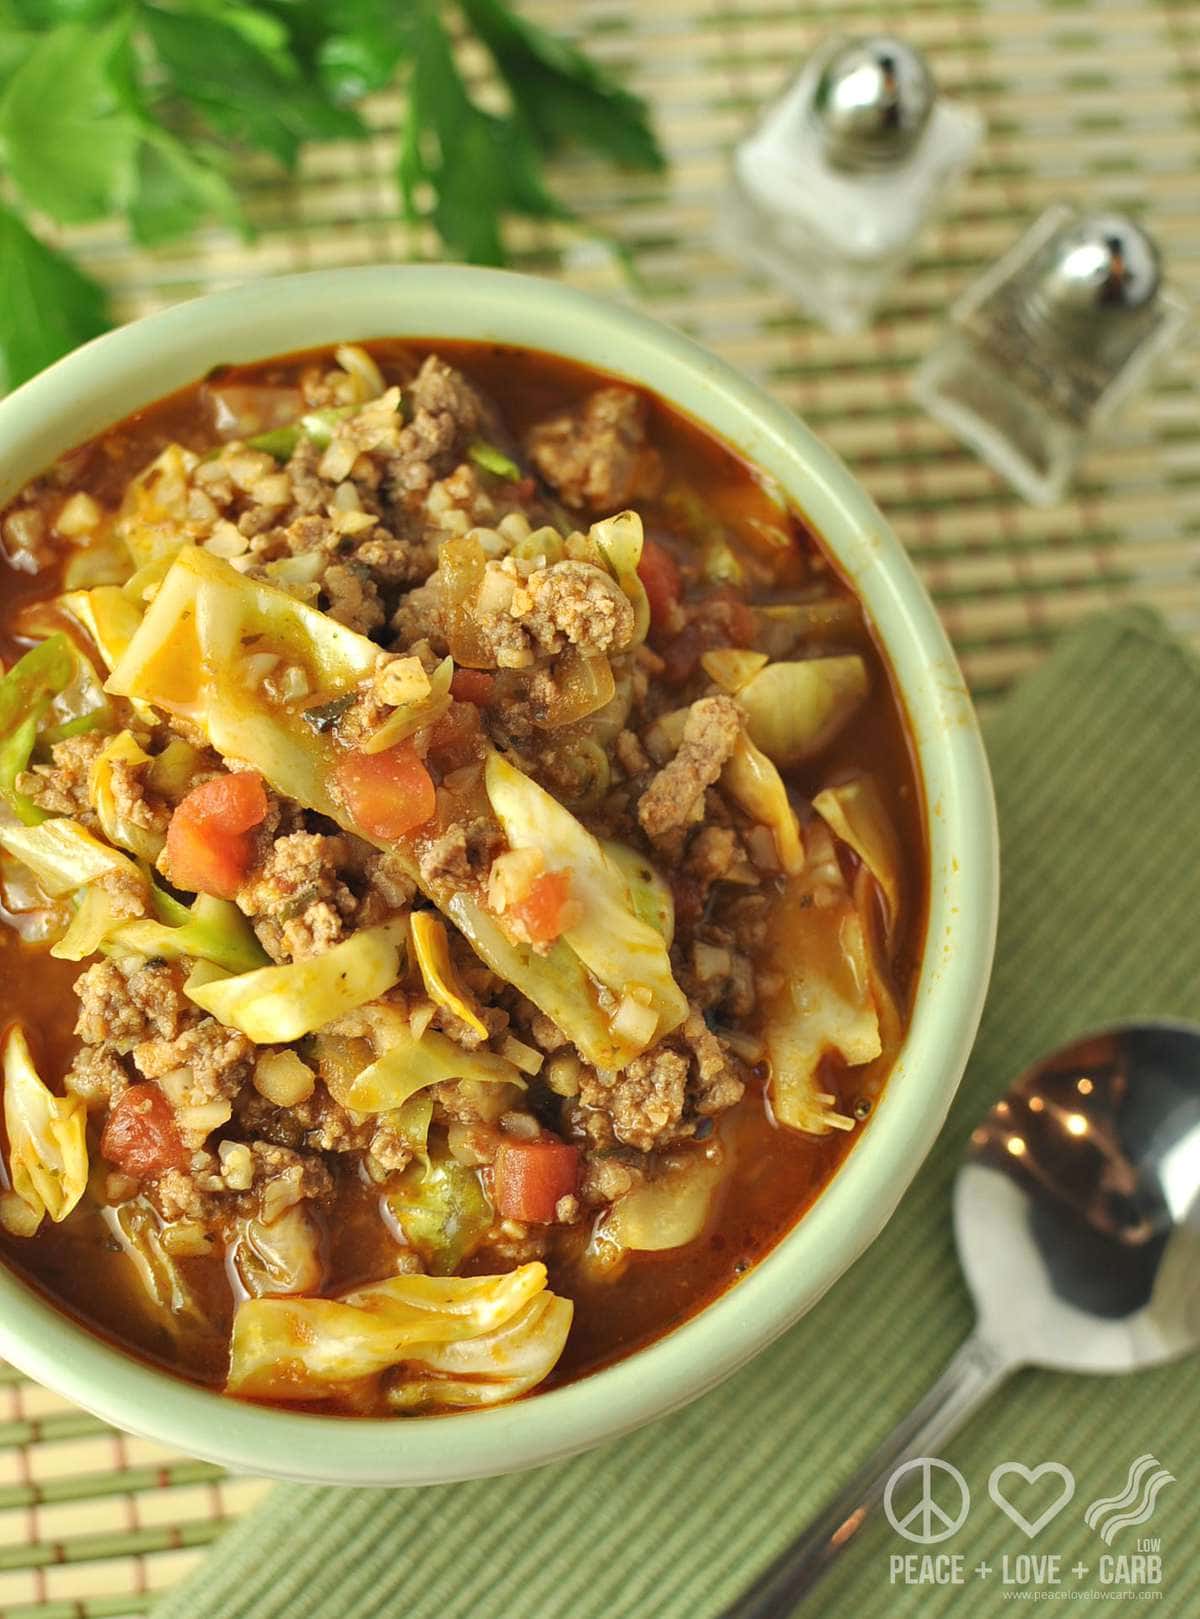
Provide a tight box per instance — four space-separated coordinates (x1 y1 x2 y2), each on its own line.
637 694 743 839
526 387 661 513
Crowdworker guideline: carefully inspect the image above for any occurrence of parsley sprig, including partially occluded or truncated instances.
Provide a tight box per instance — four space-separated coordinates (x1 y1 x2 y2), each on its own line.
0 1 664 393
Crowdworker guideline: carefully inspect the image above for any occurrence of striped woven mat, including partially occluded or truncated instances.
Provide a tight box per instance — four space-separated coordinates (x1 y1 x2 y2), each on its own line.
1 0 1198 1613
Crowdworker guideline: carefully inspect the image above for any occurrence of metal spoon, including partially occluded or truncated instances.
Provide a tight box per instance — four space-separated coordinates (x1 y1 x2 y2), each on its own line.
723 1021 1200 1616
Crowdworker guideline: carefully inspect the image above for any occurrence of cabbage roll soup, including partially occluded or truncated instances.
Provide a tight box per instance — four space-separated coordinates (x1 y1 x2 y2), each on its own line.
0 341 924 1414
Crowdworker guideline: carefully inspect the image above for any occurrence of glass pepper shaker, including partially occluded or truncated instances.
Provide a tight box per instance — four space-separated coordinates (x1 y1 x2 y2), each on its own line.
715 36 984 333
912 205 1191 506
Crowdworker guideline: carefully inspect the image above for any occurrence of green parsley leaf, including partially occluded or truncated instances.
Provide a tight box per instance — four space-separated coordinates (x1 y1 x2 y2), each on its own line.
460 0 665 171
129 130 245 248
399 3 569 265
316 0 414 101
140 1 364 169
4 0 118 24
0 20 139 221
0 204 110 392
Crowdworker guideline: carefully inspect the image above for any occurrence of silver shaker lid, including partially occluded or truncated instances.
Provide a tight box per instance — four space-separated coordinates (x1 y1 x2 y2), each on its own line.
1024 213 1161 333
959 207 1176 424
810 37 937 171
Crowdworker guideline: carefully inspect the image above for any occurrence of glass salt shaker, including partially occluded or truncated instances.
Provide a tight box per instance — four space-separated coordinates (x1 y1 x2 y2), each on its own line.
912 205 1191 506
716 36 983 333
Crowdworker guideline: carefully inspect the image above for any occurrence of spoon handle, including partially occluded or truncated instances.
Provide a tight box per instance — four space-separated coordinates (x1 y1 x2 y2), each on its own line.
720 1331 1013 1617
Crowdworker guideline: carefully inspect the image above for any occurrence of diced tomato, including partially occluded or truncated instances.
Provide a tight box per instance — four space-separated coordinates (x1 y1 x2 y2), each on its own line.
509 870 572 945
659 588 758 686
449 668 495 707
101 1084 187 1179
177 771 269 834
659 622 705 687
333 739 436 841
714 587 757 648
492 1138 580 1224
165 771 268 899
426 700 484 774
638 538 683 628
670 872 706 931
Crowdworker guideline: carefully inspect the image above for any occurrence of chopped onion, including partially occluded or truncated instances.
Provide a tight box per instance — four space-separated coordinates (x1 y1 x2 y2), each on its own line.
204 521 249 560
254 1050 316 1108
335 344 385 400
694 942 732 982
242 652 280 689
54 492 103 540
609 994 659 1047
218 1140 255 1192
476 563 517 615
500 1036 545 1076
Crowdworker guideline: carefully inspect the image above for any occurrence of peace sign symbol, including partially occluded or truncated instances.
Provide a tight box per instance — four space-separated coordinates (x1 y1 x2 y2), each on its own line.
883 1457 971 1545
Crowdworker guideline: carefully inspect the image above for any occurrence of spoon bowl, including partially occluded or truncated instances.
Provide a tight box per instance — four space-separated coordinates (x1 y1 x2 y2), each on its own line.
958 1021 1200 1374
725 1019 1200 1616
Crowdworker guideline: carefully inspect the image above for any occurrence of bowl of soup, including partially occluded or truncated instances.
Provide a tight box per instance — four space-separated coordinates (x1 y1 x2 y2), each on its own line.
0 267 997 1483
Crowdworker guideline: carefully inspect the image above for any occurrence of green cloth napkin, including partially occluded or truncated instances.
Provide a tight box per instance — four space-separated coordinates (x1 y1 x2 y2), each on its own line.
153 606 1200 1619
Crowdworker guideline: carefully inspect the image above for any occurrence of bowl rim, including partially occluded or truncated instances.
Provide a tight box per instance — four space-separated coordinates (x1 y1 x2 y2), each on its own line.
0 265 999 1485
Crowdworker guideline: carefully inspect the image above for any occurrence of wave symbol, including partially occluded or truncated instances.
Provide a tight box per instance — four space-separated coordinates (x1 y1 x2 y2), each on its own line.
1085 1454 1176 1544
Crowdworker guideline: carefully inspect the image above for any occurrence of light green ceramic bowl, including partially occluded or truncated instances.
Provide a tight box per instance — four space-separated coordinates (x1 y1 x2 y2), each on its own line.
0 267 998 1485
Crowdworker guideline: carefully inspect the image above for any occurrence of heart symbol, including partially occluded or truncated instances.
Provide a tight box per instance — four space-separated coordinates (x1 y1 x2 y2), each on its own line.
988 1462 1075 1538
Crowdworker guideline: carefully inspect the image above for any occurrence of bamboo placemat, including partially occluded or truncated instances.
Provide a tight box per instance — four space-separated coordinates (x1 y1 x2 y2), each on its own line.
2 0 1198 1613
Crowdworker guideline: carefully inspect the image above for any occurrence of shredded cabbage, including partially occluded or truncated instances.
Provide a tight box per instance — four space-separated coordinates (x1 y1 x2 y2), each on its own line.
393 1093 435 1164
103 1199 210 1333
700 648 768 694
332 1012 521 1113
114 444 200 569
446 894 638 1070
59 586 153 724
112 889 270 975
185 918 408 1042
592 510 650 644
88 731 164 861
0 818 148 962
106 546 379 817
59 587 144 674
1 1025 88 1233
410 911 487 1037
813 775 903 945
722 732 805 876
737 657 869 766
468 440 521 481
601 839 675 946
531 646 615 730
62 532 135 590
485 751 687 1045
387 1291 573 1410
54 882 142 962
0 817 141 898
761 821 881 1134
602 1144 728 1253
0 635 80 824
226 1263 561 1402
231 1207 326 1299
384 1152 493 1275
